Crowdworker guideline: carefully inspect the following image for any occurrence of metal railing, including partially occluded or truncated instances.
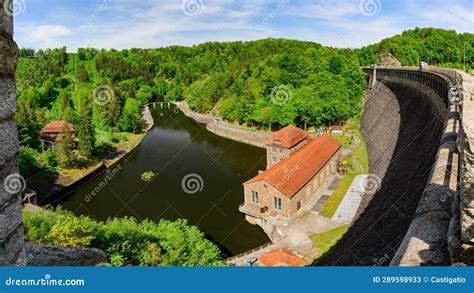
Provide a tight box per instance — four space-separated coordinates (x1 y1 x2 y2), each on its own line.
224 241 275 264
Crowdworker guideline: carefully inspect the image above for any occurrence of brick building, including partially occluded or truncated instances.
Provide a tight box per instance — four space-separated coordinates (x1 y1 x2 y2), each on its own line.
240 126 341 232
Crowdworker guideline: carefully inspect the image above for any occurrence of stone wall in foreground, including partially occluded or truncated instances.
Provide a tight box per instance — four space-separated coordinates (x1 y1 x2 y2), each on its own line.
0 0 23 266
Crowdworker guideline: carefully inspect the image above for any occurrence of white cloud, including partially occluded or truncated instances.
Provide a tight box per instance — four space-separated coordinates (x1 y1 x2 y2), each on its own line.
17 25 71 48
12 0 474 51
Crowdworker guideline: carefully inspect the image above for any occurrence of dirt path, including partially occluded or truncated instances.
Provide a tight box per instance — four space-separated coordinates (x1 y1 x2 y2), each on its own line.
176 101 271 148
341 133 360 157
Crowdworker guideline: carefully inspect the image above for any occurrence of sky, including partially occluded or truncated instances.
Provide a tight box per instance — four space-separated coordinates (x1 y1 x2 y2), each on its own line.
10 0 474 51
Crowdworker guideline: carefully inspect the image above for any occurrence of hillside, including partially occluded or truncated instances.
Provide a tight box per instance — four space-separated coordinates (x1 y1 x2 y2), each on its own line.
356 28 474 69
15 28 472 176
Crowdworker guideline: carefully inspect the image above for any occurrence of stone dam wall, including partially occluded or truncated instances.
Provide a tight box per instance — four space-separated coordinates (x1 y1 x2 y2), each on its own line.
317 67 473 266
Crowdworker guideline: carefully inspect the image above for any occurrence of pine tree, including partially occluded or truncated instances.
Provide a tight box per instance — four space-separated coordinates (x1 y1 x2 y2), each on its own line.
78 102 95 157
78 64 89 82
56 123 75 168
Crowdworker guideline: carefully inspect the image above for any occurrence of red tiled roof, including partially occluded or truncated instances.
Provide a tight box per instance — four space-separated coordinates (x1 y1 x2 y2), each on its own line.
40 121 75 134
259 248 304 267
244 135 341 198
265 125 311 148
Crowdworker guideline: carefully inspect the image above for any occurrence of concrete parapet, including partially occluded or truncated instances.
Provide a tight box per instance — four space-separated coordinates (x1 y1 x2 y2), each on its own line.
459 72 474 261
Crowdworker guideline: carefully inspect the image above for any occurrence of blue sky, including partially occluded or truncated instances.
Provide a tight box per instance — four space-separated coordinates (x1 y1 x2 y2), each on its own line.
12 0 474 51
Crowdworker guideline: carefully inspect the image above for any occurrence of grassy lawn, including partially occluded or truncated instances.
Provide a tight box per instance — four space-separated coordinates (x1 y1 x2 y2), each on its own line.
332 134 353 148
318 116 368 219
57 162 104 181
95 130 144 150
56 131 144 180
310 225 349 259
319 174 356 218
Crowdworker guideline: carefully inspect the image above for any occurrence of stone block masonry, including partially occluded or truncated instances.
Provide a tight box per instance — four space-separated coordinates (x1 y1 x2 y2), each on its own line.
0 0 23 265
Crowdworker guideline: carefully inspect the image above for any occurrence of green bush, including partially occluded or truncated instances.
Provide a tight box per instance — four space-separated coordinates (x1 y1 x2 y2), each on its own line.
23 207 223 266
48 216 96 248
18 146 44 178
40 149 58 169
141 171 155 182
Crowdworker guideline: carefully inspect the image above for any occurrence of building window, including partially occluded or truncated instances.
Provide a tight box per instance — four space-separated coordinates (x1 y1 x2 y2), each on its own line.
272 147 277 153
279 148 283 154
272 157 277 162
297 200 302 211
252 191 259 203
274 197 282 211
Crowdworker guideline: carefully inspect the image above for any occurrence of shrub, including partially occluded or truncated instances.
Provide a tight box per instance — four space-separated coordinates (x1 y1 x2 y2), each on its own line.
141 171 155 182
48 216 96 248
18 146 44 178
41 149 58 168
23 207 223 266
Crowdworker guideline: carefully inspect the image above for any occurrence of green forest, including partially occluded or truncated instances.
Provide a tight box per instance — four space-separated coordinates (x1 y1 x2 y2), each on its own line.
356 28 474 69
16 28 473 174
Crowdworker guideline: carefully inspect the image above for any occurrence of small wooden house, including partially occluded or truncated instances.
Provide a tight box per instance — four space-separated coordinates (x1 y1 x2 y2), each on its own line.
39 121 75 150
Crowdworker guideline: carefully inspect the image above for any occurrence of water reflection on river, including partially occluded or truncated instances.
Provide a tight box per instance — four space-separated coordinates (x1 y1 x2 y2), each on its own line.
61 105 269 256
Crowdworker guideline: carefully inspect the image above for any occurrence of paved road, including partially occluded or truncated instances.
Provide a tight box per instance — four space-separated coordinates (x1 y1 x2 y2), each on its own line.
331 174 368 224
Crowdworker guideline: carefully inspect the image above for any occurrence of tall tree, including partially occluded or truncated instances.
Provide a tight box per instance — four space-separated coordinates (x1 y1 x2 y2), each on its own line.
78 102 95 157
56 123 75 168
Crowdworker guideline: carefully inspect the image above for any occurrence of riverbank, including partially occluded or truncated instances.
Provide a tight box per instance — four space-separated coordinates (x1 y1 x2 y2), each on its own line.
175 101 270 148
28 105 154 205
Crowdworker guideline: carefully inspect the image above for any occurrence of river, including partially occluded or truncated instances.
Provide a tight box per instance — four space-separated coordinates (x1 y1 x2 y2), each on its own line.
61 104 270 256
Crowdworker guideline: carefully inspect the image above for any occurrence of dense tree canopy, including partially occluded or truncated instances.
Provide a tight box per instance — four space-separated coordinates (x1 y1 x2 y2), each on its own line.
16 38 367 144
16 28 471 156
356 28 474 69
